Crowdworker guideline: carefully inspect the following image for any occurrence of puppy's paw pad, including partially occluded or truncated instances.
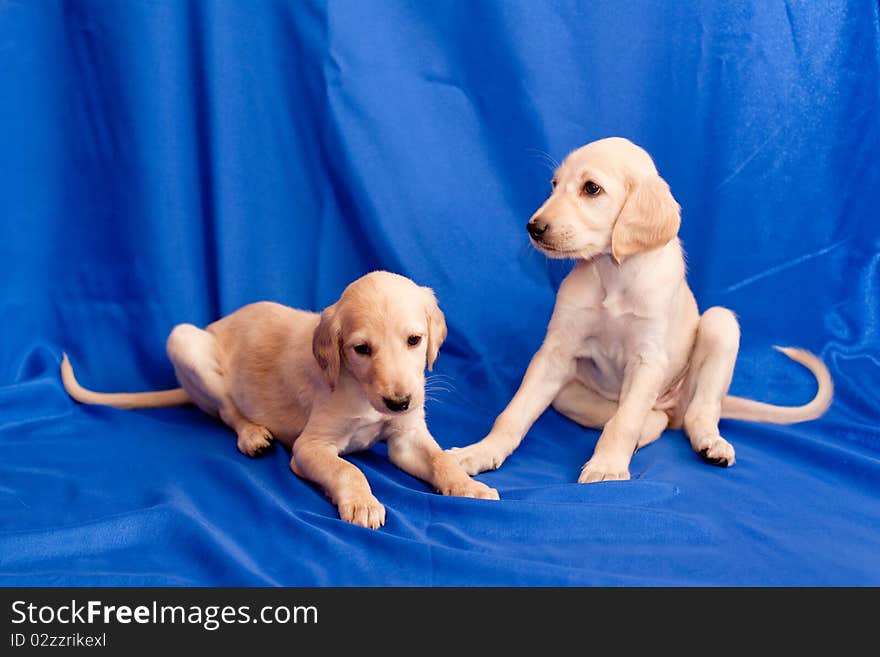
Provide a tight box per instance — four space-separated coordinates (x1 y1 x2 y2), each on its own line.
578 454 631 484
338 497 386 529
237 425 275 457
695 435 735 467
447 445 505 475
441 480 500 500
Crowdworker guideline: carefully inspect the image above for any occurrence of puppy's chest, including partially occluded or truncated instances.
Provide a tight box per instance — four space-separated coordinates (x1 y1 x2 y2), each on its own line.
338 417 385 455
573 309 644 395
576 334 628 388
575 303 641 358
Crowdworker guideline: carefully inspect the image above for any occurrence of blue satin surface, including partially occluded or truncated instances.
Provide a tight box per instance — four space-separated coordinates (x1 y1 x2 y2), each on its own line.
1 1 878 585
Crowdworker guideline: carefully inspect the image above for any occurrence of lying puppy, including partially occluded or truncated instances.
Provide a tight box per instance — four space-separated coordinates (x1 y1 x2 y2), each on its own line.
62 270 498 528
451 137 833 482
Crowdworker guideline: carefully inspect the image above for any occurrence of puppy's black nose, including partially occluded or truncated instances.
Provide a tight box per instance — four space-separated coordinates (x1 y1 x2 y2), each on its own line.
527 219 548 240
383 395 411 412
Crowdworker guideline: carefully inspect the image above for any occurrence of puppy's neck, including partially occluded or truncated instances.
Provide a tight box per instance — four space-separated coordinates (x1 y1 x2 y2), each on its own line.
594 238 684 291
580 239 686 319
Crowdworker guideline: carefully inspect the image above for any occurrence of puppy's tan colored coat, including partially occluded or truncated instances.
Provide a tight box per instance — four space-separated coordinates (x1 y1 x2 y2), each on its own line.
62 271 498 528
451 137 832 481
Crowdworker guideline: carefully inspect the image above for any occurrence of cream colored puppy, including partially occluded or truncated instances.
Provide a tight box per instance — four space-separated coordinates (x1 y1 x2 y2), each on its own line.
62 271 498 528
451 137 832 482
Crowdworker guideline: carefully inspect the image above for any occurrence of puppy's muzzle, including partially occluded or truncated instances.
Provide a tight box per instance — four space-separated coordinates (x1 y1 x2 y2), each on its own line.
526 218 549 241
383 395 411 412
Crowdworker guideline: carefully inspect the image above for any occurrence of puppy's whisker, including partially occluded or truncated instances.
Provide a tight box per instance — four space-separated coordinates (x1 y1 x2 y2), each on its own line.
525 147 560 173
519 239 541 261
425 376 457 392
426 376 455 385
425 379 455 388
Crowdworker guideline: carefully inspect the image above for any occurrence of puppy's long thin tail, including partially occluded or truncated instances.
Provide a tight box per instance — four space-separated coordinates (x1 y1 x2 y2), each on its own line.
61 353 190 410
721 346 833 424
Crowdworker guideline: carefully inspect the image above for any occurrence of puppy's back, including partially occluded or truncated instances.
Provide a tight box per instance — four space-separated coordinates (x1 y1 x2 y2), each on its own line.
208 302 323 441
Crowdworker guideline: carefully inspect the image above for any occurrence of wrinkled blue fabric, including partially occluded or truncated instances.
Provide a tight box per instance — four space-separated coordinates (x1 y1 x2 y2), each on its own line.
1 1 878 586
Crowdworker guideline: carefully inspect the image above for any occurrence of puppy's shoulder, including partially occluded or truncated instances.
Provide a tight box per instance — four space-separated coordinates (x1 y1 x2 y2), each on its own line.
208 301 319 346
219 301 317 324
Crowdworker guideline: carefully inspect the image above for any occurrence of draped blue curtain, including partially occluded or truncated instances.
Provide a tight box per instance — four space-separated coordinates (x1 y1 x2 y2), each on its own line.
1 1 878 585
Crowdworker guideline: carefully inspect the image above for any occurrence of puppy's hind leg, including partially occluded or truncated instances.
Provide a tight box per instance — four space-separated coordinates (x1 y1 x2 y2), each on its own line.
552 381 668 449
682 307 740 467
166 324 274 457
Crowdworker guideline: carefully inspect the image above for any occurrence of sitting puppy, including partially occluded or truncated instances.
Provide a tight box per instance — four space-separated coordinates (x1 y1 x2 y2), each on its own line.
62 270 498 528
451 137 832 482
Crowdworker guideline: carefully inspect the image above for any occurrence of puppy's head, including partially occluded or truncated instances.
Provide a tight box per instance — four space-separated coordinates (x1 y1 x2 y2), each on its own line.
312 271 447 415
526 137 680 263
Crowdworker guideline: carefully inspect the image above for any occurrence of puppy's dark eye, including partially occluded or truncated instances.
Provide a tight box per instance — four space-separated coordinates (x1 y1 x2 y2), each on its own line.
353 344 371 356
583 180 602 196
407 335 422 347
551 179 558 189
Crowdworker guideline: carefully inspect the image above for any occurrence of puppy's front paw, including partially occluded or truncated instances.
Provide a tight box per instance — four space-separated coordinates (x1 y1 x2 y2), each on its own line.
338 495 386 529
578 452 632 484
447 441 508 475
236 424 275 457
440 478 500 501
694 434 736 467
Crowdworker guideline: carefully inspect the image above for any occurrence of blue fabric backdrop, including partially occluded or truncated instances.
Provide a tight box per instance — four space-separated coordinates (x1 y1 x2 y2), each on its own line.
1 0 878 585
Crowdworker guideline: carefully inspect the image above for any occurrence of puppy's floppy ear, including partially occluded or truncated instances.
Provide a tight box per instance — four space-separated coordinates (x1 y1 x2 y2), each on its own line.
611 173 681 263
312 302 342 390
423 287 447 371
